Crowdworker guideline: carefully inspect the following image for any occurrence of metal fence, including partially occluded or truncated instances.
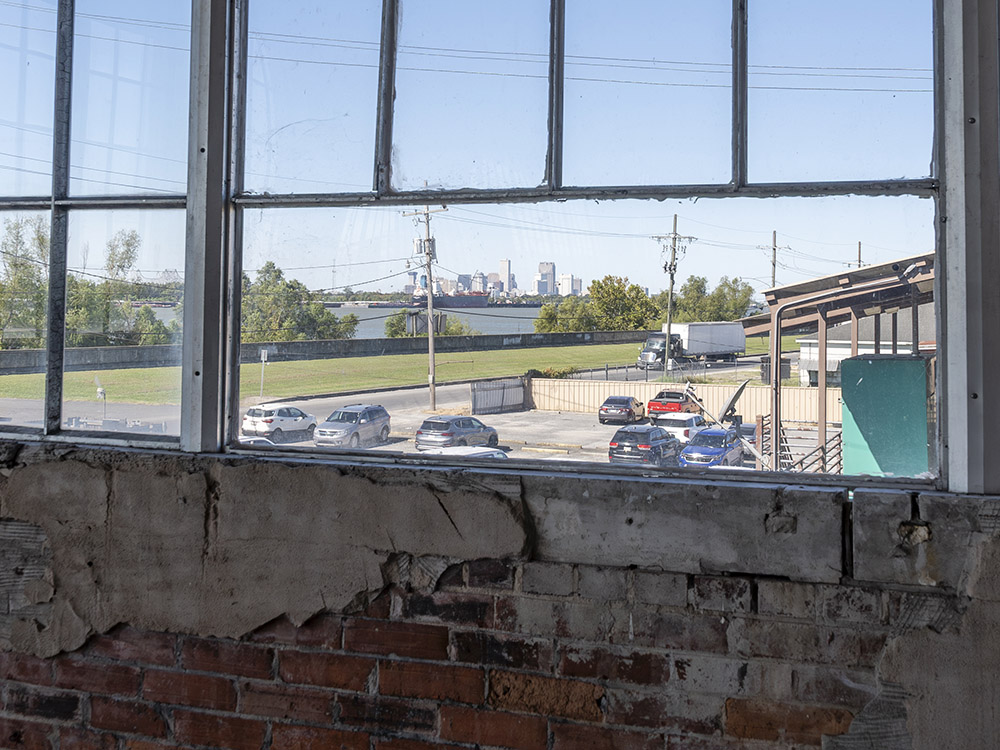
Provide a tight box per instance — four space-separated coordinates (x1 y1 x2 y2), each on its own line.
470 377 527 415
567 359 765 383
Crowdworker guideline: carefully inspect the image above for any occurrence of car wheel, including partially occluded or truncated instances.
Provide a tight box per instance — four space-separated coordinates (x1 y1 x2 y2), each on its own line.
487 434 498 447
349 433 360 449
271 429 283 444
599 418 605 424
379 426 389 443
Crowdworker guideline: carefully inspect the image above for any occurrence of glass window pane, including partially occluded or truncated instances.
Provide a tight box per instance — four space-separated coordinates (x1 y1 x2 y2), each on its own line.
0 0 57 196
244 0 381 195
70 1 191 196
234 196 936 480
0 211 50 429
563 0 732 186
748 0 933 182
391 0 550 191
62 210 184 436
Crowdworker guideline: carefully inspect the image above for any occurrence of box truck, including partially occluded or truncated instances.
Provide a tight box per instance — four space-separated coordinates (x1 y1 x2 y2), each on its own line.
637 322 745 368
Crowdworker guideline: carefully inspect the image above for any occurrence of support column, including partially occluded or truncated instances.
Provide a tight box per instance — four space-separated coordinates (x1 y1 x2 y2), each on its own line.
817 310 828 466
940 0 1000 492
850 311 859 357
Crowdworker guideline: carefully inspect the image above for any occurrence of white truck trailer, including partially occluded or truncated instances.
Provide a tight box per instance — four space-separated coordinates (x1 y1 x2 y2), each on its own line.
637 321 746 368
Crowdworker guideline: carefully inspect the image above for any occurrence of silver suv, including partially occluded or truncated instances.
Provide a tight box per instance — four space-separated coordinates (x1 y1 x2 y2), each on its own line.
315 404 391 448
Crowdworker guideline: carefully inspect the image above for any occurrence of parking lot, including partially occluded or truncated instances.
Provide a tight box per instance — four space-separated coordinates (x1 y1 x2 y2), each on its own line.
245 383 757 467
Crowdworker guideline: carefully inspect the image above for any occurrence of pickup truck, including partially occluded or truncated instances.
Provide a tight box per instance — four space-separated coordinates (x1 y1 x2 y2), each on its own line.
647 389 703 421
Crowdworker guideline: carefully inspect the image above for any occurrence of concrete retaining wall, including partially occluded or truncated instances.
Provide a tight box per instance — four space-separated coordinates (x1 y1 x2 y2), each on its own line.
0 330 649 375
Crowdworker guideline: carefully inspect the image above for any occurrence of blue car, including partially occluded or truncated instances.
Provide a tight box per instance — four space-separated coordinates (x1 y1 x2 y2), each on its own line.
678 428 743 468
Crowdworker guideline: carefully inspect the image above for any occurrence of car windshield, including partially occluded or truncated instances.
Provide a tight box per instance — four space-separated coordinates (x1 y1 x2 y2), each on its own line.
689 432 725 448
644 339 666 350
604 398 630 406
247 408 273 418
660 418 691 428
420 420 452 431
326 410 359 423
655 392 684 401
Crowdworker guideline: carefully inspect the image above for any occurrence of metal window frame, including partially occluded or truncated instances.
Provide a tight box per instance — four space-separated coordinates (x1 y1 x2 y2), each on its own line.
5 0 998 496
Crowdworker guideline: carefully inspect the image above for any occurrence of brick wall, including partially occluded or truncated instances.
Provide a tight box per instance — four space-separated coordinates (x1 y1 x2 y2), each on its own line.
0 556 950 749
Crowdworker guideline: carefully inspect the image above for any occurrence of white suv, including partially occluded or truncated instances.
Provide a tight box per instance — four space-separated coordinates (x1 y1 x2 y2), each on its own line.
656 413 709 444
240 404 317 443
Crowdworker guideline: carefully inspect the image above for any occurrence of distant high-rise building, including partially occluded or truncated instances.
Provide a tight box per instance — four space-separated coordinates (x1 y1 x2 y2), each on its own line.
573 277 583 295
457 273 472 291
558 274 575 296
532 273 550 295
471 271 486 292
487 272 502 292
499 259 513 294
538 262 556 295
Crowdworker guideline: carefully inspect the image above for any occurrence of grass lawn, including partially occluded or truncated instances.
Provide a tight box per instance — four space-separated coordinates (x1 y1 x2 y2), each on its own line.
0 342 645 404
745 334 801 356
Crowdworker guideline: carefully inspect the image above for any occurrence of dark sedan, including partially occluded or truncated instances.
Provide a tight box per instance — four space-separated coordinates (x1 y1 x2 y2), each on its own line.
609 425 681 468
599 396 646 425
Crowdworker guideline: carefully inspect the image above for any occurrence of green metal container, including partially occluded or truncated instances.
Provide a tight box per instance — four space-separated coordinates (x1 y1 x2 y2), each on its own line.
841 355 936 477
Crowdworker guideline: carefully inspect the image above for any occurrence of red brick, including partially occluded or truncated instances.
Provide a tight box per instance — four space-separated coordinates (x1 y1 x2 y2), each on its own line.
343 619 449 661
0 651 54 685
379 660 484 704
452 631 554 671
123 741 174 750
724 698 854 745
238 680 332 723
0 716 51 750
335 694 436 732
489 671 603 722
559 646 668 686
90 697 167 737
604 689 721 734
181 637 273 679
375 739 467 750
271 724 369 750
82 625 177 667
142 669 237 711
466 559 515 588
552 723 664 750
172 709 267 750
401 592 493 627
58 727 117 750
4 684 80 720
278 651 374 691
55 657 141 696
440 705 547 750
246 613 342 648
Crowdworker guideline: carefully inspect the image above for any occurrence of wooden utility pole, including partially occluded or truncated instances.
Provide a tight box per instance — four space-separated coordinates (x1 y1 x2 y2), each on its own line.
772 230 777 288
652 215 694 369
857 241 863 269
403 205 447 410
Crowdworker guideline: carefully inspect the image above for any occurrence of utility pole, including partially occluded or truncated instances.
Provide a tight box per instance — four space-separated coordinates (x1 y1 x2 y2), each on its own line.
772 230 777 288
651 214 694 370
403 204 447 410
857 241 863 269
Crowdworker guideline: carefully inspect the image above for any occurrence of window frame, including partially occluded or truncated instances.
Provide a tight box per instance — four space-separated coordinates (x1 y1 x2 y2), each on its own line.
2 0 998 494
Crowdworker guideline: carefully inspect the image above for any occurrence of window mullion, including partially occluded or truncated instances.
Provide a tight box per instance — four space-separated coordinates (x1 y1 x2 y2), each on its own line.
546 0 565 191
732 0 748 189
43 0 74 435
181 0 231 452
374 0 399 195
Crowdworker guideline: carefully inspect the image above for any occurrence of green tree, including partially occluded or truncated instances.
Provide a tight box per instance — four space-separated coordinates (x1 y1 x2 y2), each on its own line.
384 310 407 337
133 305 174 345
588 275 659 330
241 262 358 343
533 295 598 333
0 215 49 349
666 275 756 323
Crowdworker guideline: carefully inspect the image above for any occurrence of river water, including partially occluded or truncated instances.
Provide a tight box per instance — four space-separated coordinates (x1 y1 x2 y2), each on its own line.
337 305 542 339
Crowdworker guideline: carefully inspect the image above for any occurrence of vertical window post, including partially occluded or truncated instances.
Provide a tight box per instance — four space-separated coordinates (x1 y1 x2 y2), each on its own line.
182 0 231 452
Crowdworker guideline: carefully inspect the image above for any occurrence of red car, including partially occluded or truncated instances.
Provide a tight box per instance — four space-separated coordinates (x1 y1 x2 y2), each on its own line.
647 389 702 423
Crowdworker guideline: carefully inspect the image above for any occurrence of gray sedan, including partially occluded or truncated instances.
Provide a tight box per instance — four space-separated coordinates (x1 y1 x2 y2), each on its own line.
415 416 499 451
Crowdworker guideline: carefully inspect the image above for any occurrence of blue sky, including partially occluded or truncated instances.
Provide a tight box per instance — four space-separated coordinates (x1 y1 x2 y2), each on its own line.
2 0 935 298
